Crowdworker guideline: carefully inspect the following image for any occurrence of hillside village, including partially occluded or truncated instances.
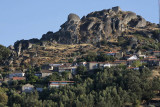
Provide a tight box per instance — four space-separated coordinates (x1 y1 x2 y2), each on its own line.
1 49 160 92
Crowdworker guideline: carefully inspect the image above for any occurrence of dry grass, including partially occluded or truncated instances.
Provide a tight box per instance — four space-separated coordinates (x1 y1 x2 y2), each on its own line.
45 44 91 50
152 69 160 77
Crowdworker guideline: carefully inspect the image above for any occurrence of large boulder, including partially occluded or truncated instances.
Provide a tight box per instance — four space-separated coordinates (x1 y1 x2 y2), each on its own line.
8 45 14 50
68 13 80 22
14 40 36 56
135 16 146 27
123 12 137 25
14 42 22 56
55 13 81 44
112 6 121 13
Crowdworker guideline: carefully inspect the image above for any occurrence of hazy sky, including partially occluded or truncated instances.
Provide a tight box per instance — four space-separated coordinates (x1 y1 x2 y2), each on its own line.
0 0 159 46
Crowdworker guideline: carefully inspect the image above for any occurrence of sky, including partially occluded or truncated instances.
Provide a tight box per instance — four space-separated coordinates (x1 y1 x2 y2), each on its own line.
0 0 159 47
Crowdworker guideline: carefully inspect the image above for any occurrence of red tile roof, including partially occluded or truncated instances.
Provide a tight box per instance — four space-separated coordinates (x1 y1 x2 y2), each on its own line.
49 81 74 83
12 77 26 80
147 56 157 59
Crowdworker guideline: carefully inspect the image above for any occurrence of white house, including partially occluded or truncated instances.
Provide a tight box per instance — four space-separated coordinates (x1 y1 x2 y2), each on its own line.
103 63 117 68
9 71 25 78
49 81 74 88
127 55 138 60
139 55 146 58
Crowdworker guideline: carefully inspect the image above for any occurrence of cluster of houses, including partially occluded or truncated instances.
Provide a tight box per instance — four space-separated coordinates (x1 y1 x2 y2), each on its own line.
102 50 160 68
1 50 160 93
20 81 75 93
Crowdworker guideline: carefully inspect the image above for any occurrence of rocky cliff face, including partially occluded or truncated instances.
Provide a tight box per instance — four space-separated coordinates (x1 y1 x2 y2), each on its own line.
13 6 159 57
41 6 152 44
14 38 40 56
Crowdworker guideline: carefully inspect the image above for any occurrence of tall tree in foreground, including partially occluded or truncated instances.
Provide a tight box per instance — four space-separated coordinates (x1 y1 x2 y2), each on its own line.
0 44 11 65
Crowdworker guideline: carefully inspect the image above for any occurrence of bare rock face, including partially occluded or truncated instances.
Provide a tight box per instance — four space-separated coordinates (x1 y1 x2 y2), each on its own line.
14 39 40 56
123 12 137 25
8 45 15 50
13 42 22 56
40 6 149 45
55 13 81 44
112 6 121 13
52 6 142 44
135 16 146 27
68 13 80 22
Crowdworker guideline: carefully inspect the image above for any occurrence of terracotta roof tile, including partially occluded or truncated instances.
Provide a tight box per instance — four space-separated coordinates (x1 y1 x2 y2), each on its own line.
49 81 74 83
12 77 26 80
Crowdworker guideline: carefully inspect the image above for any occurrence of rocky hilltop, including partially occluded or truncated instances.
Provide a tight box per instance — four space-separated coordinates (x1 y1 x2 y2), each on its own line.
14 6 159 54
40 6 158 44
2 6 160 68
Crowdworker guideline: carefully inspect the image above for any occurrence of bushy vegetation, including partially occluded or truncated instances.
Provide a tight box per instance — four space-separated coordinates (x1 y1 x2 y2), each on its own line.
0 45 11 65
1 66 160 107
78 52 116 62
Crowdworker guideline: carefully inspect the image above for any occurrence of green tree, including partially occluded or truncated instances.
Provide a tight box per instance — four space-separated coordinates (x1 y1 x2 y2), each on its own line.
68 58 73 63
13 103 21 107
26 67 39 84
61 72 70 80
131 60 142 67
97 53 115 62
84 52 97 62
0 89 8 106
0 44 11 65
77 66 87 75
